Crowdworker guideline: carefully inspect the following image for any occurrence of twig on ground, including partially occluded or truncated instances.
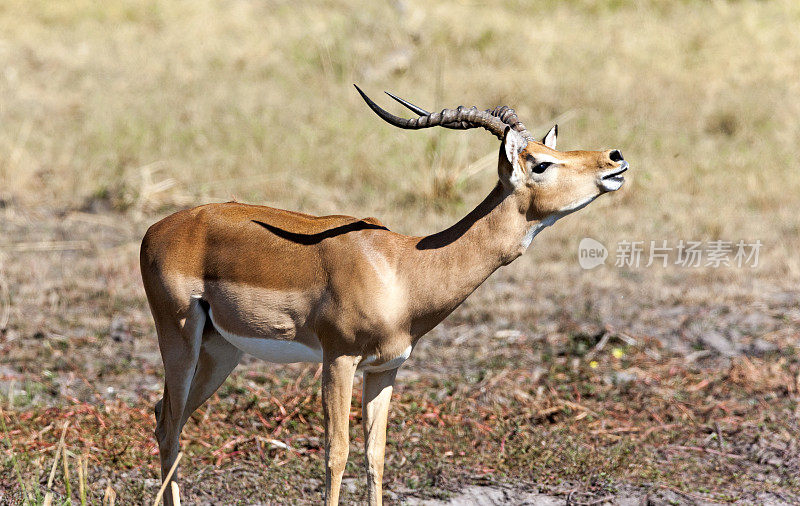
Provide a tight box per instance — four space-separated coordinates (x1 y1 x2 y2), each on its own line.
103 485 117 506
153 452 183 506
47 422 69 488
62 446 72 500
43 421 70 505
584 331 610 361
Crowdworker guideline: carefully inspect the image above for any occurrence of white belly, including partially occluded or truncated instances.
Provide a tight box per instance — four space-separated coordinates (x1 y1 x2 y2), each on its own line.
207 308 411 370
208 309 323 364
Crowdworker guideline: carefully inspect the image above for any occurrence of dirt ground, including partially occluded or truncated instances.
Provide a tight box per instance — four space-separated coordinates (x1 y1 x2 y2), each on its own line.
1 206 798 504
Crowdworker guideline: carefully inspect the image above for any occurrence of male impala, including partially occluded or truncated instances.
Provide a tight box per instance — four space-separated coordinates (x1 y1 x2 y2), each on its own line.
140 85 628 505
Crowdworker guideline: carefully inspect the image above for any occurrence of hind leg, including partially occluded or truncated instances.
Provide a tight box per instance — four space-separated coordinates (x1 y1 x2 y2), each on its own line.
153 298 205 505
179 327 243 427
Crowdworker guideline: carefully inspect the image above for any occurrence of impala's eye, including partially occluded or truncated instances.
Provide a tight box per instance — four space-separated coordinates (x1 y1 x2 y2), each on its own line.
532 161 552 174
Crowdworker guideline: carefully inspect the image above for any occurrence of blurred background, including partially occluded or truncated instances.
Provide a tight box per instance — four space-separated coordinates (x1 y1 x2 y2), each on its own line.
1 0 799 252
1 0 799 503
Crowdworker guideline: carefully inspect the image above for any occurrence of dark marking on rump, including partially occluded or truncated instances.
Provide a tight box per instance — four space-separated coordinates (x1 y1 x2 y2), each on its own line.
252 220 389 245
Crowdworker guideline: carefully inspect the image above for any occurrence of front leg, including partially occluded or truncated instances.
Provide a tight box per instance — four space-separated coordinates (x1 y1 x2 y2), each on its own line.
322 353 359 505
362 368 398 506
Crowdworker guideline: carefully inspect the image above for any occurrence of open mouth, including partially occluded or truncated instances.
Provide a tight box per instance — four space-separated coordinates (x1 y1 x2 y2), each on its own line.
599 161 628 191
602 161 629 180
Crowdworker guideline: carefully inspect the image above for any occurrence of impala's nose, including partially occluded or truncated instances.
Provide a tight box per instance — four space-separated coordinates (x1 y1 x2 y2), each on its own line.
609 149 624 162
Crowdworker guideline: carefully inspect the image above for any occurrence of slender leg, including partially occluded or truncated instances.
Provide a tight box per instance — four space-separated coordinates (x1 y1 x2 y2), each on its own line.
153 299 205 506
362 368 398 506
180 328 243 427
322 354 359 505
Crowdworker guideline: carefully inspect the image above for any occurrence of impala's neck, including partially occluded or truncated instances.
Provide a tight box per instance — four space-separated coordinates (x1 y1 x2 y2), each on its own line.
402 182 539 337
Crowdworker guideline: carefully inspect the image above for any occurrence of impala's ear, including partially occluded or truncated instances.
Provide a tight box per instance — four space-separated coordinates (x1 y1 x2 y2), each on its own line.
500 127 527 186
503 127 526 167
542 124 558 149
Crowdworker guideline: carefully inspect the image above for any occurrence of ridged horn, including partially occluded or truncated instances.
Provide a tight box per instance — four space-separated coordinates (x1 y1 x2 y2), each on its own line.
355 84 531 142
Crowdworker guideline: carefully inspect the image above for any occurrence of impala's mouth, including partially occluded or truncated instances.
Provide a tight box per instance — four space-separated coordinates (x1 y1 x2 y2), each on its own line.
599 161 628 192
602 161 629 180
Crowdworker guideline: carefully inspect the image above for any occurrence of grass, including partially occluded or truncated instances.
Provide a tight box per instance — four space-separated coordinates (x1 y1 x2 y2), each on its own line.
1 339 798 503
1 0 800 503
1 0 800 258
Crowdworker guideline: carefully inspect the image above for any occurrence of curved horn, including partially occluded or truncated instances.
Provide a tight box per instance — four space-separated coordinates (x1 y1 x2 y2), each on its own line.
355 84 513 141
385 91 429 116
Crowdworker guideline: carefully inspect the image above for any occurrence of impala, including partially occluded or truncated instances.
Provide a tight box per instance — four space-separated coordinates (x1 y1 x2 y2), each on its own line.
140 85 628 505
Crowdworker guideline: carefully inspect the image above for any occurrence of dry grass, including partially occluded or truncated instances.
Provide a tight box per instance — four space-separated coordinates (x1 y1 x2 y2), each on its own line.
1 0 800 503
2 339 798 503
2 0 800 259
